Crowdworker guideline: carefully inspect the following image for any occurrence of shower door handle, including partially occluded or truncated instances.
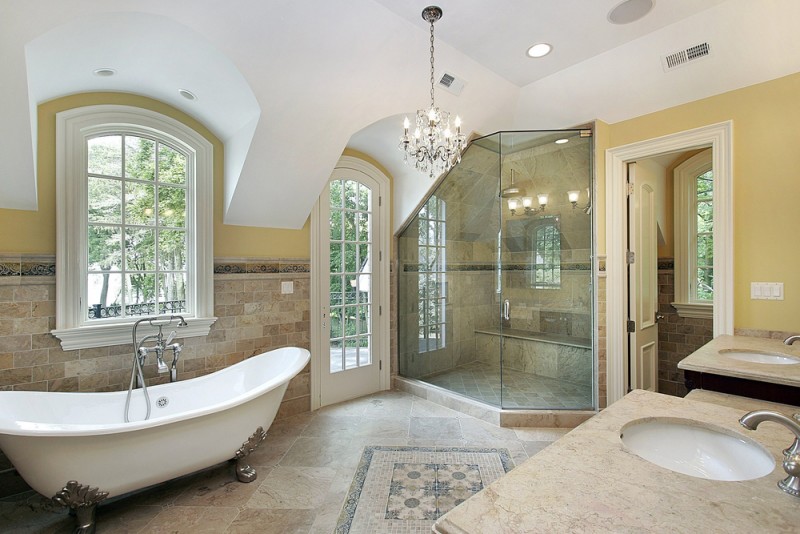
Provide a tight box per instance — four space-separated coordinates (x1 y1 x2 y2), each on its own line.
503 299 510 321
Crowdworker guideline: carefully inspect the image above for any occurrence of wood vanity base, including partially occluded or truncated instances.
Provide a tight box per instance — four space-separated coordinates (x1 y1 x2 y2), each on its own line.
684 370 800 405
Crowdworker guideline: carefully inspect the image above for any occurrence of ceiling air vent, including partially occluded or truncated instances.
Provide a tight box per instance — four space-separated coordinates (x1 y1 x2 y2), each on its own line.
438 71 466 96
661 42 712 72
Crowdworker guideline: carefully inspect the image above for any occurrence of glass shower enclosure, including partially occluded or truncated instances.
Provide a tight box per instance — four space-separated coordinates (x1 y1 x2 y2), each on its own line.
398 129 594 410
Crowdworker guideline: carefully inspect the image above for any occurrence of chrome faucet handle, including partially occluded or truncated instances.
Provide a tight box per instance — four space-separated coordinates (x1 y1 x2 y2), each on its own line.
165 330 177 346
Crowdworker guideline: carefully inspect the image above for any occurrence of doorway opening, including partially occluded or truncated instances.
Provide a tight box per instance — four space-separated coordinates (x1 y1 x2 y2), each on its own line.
606 121 733 405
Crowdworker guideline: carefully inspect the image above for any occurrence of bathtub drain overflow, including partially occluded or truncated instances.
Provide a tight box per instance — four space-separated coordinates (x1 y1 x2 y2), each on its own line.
156 396 169 408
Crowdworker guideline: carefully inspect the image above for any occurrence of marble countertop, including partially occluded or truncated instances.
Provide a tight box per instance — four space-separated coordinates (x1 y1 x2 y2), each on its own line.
432 389 800 534
677 334 800 386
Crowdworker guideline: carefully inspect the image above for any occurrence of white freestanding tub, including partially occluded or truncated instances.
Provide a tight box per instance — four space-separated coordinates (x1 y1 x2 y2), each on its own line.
0 346 309 531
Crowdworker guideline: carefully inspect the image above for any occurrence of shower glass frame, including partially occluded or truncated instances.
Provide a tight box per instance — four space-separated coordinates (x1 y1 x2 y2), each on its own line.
397 129 595 411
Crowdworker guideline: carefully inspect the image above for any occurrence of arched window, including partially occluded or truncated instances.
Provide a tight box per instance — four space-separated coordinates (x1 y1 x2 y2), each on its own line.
52 105 215 349
674 149 713 318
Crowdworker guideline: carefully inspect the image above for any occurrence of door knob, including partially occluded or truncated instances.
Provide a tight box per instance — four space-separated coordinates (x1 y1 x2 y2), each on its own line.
655 313 665 322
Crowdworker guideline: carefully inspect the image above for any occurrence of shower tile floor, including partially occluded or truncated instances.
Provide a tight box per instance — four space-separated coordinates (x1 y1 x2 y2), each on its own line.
423 361 593 410
0 390 570 534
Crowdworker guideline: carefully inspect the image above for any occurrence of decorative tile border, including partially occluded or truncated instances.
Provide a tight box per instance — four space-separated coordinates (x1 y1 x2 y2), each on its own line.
336 446 513 534
1 255 309 277
0 257 55 277
402 262 591 273
214 260 310 274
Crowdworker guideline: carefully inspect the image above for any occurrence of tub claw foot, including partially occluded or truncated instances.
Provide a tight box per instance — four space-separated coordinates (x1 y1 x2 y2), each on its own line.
52 480 108 534
234 426 267 483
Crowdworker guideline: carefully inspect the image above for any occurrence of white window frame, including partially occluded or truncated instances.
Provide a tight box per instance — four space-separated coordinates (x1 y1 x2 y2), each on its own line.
52 105 215 349
418 195 446 352
673 149 713 319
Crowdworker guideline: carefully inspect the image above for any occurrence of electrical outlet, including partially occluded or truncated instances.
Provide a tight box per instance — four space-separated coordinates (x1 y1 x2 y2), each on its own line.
281 281 294 294
750 282 783 300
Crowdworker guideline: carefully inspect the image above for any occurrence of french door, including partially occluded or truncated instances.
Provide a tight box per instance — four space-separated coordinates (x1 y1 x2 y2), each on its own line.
312 158 388 407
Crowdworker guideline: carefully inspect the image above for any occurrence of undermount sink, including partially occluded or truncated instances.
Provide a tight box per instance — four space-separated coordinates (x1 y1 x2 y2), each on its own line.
721 349 800 365
620 418 774 481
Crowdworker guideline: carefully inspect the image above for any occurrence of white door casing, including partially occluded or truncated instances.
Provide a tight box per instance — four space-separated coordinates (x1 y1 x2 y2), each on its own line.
311 156 390 409
605 121 733 405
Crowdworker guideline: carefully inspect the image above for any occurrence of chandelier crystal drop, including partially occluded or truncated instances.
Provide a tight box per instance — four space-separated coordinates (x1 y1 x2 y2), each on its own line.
399 6 467 179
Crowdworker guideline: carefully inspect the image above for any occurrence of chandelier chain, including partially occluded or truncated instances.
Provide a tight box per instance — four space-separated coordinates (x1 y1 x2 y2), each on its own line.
429 17 436 108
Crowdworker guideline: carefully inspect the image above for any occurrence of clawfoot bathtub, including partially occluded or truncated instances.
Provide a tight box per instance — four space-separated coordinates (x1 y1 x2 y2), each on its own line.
0 346 310 533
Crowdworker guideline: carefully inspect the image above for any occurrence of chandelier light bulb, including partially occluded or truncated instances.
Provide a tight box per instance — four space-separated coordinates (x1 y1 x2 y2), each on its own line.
568 190 581 204
521 197 533 209
507 198 519 211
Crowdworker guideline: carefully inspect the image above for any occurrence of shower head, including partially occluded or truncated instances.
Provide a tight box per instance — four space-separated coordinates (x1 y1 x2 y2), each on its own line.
501 169 525 198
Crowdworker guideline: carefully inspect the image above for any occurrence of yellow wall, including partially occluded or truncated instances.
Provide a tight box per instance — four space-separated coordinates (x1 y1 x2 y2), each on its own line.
0 93 396 259
0 92 311 259
597 72 800 331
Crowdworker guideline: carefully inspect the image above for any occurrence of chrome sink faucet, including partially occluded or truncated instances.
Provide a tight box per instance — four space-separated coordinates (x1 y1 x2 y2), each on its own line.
784 334 800 346
740 410 800 497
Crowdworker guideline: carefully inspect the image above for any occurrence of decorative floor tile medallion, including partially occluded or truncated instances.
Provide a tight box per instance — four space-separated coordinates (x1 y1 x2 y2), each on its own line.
336 446 513 534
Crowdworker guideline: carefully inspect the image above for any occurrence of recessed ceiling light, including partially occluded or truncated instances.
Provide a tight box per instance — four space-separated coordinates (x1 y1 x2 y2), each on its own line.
555 138 569 145
608 0 654 25
178 89 197 101
526 43 552 58
92 68 116 77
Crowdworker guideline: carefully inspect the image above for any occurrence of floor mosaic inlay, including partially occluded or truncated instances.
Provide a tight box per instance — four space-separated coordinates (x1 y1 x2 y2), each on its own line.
336 446 513 534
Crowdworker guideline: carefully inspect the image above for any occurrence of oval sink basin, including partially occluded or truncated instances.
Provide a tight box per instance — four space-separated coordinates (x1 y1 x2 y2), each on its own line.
721 349 799 365
620 418 774 481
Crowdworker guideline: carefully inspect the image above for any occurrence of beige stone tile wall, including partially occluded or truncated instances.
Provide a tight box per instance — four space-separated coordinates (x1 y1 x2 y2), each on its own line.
656 268 713 397
0 258 311 420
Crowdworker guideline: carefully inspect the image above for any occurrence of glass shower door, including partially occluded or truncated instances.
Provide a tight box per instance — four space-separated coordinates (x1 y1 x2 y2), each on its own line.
496 130 594 410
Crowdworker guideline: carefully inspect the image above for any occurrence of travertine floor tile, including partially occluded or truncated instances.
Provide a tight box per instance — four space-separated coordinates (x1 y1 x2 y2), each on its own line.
247 466 336 509
1 390 570 533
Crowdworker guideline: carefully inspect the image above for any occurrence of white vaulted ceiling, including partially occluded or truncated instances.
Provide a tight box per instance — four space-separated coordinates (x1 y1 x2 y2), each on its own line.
1 0 799 231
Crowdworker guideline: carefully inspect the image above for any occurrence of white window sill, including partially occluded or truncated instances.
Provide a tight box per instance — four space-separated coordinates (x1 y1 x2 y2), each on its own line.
671 302 713 319
51 317 217 351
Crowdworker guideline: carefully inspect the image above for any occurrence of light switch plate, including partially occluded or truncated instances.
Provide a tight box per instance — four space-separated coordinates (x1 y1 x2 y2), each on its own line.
750 282 783 300
281 281 294 294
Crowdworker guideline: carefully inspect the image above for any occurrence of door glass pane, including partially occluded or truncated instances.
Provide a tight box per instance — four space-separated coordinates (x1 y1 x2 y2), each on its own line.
327 178 374 374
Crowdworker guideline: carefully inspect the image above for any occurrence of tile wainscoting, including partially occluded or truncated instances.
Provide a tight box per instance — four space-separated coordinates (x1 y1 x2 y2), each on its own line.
0 255 311 419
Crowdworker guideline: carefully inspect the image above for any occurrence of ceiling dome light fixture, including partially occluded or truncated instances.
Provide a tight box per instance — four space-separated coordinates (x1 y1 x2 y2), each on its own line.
399 6 466 179
608 0 655 25
526 43 552 58
92 68 116 77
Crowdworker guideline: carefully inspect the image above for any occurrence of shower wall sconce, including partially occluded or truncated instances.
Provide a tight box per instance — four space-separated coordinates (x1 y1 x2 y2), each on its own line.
508 193 547 216
568 189 592 214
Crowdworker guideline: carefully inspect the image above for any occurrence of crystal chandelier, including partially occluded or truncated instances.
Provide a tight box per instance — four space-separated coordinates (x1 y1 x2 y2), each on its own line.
399 6 466 179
